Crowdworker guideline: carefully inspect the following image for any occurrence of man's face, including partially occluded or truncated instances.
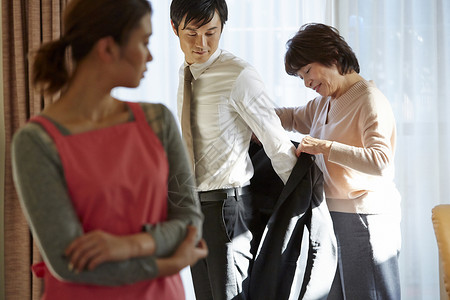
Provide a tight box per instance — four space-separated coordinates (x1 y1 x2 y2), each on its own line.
172 10 222 65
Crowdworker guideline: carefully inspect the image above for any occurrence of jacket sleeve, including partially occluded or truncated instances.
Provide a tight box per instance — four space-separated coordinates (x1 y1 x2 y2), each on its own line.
300 163 337 300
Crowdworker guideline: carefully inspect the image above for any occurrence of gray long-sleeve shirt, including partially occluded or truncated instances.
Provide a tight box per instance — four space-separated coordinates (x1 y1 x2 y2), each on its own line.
12 102 203 286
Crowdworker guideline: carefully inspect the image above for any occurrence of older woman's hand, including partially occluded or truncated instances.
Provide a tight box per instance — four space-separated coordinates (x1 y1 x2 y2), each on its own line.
296 136 332 157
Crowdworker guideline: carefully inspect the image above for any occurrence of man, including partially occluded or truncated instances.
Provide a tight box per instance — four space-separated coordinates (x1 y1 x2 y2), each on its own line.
170 1 298 299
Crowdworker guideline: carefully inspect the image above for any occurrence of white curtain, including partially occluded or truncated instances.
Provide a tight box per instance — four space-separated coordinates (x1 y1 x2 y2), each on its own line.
114 1 449 299
334 1 449 299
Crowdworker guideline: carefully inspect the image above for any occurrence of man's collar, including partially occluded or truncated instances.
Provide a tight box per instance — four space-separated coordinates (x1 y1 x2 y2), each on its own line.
184 49 222 80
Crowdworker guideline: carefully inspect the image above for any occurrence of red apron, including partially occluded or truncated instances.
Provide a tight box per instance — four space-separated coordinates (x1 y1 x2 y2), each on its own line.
30 102 184 299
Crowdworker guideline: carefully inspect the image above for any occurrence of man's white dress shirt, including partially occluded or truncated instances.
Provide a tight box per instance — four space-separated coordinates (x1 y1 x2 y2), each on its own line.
177 49 297 191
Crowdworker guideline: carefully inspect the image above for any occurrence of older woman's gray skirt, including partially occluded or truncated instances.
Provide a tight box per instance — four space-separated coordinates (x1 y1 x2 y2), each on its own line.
327 212 401 300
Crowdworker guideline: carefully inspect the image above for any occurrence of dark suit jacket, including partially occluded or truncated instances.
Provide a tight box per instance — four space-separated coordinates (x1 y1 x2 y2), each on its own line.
248 142 337 300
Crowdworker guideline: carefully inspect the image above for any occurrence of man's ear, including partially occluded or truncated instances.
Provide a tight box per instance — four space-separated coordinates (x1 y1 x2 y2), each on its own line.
171 20 179 36
95 36 120 63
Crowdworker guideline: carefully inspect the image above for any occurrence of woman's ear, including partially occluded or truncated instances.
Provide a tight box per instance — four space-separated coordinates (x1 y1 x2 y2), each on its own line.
95 36 120 63
331 56 339 66
331 58 344 74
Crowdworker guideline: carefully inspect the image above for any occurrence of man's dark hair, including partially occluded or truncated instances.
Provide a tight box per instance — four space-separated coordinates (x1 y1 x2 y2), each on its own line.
285 23 360 76
170 0 228 32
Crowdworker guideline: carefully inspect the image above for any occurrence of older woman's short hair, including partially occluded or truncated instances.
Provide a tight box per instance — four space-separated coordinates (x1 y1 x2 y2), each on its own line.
285 23 360 76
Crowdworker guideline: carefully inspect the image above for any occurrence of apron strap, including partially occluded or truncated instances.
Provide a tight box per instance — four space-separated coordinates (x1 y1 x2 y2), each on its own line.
126 102 161 142
30 103 149 143
29 116 64 142
126 102 147 125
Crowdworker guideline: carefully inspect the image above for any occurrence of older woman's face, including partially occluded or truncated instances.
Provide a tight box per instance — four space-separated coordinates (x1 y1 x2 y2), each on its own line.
297 62 343 98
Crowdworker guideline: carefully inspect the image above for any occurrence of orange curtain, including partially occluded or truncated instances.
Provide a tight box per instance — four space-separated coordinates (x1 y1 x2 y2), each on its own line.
2 0 67 299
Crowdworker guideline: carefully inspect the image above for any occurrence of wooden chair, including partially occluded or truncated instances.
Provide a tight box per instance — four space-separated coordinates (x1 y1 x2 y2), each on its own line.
432 204 450 300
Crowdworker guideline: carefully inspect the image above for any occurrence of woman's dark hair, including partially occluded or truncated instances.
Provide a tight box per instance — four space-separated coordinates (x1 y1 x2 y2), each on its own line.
285 23 360 76
170 0 228 32
32 0 152 95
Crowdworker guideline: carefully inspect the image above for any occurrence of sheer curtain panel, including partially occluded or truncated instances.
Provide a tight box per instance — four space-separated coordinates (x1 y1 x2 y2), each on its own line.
334 1 449 298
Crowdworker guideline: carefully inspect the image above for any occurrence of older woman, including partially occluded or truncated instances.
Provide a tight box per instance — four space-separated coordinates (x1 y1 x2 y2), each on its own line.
277 23 401 299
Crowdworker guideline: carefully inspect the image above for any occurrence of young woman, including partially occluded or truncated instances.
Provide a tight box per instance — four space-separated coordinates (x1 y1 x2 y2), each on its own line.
12 0 207 299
